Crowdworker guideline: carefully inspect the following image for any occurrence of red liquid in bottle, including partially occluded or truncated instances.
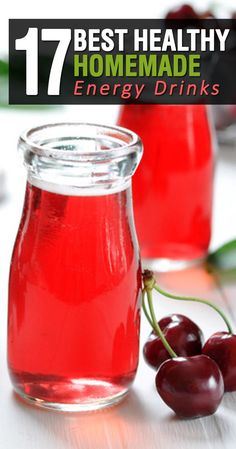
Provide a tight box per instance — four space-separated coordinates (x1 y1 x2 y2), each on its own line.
8 183 141 408
118 105 213 263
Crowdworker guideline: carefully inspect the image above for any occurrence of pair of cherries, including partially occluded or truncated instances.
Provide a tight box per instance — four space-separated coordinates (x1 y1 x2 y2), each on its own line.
142 271 236 419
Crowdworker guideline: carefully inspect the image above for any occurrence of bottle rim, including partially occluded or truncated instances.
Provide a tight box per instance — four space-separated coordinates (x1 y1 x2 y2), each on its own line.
18 122 142 162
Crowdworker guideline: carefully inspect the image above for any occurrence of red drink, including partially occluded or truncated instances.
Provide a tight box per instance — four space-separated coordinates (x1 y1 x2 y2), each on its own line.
118 105 214 268
8 123 142 410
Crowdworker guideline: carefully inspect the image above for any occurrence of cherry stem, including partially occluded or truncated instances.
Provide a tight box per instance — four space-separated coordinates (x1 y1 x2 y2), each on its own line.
142 289 154 328
143 285 177 359
142 270 233 335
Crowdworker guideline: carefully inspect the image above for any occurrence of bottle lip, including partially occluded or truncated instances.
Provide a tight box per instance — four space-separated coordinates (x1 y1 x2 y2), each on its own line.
19 122 142 162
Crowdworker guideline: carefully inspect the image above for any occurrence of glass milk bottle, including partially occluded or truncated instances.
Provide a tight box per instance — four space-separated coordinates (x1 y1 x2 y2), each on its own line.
8 123 143 411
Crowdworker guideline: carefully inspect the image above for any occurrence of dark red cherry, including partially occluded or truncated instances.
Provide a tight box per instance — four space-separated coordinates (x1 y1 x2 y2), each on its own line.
203 332 236 392
166 4 198 20
156 355 224 418
143 314 203 369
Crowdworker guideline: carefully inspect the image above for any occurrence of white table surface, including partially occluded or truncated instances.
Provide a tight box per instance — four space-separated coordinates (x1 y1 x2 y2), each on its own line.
0 105 236 449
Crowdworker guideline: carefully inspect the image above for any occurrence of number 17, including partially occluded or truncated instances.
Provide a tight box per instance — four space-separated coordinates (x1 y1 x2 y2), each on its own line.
15 28 72 95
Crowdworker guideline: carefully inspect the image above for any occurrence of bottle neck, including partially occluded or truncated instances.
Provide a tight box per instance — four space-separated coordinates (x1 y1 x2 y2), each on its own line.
20 123 142 197
27 173 132 197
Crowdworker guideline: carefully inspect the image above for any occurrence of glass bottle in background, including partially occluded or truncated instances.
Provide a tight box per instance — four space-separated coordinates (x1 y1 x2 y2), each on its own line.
118 105 214 271
8 123 143 411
